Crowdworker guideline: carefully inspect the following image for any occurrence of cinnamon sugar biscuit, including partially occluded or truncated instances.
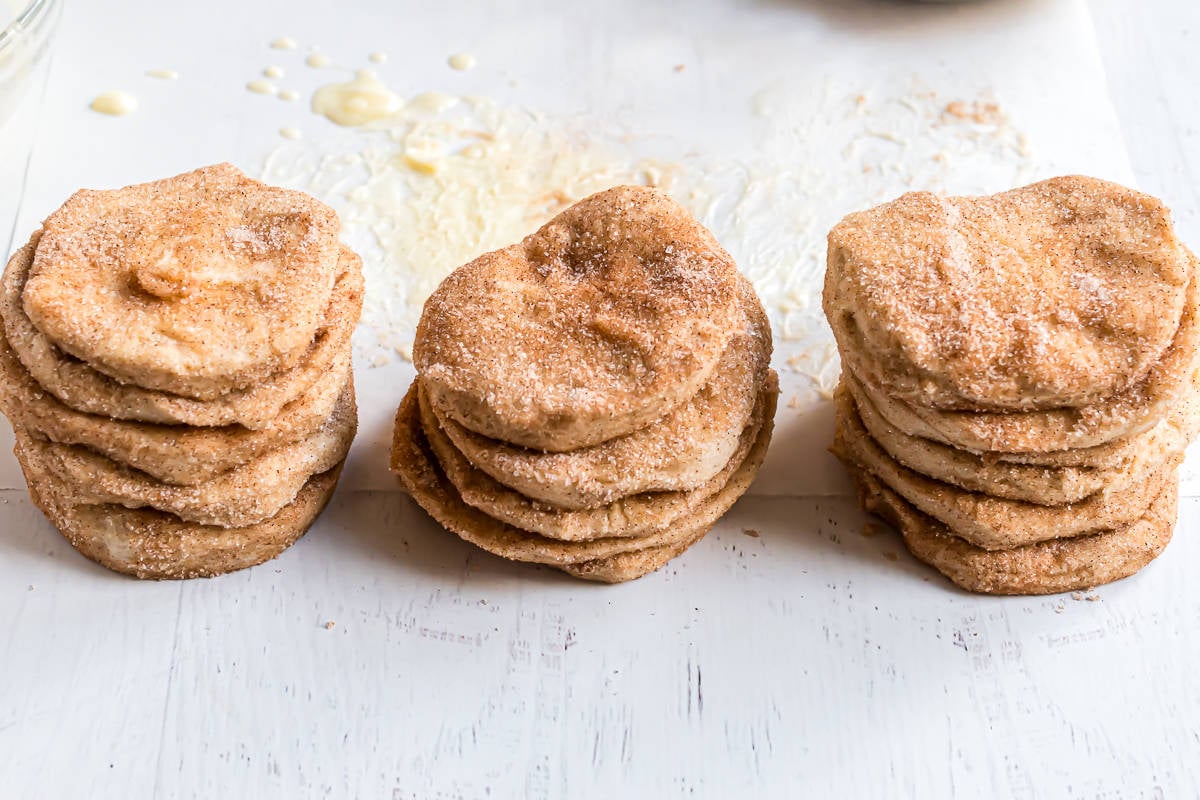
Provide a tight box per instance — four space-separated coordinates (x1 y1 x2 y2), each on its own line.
415 185 743 452
434 277 771 510
842 377 1197 505
20 451 343 580
847 463 1177 595
391 383 774 580
17 381 356 528
833 392 1181 551
418 376 776 541
825 176 1193 411
843 269 1200 454
0 323 350 485
24 164 341 399
2 235 363 430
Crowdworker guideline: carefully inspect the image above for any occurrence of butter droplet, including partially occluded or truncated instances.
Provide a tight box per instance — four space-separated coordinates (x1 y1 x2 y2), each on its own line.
90 91 138 116
279 127 303 140
247 80 277 96
369 51 387 64
270 37 297 50
408 91 460 114
278 89 301 102
306 52 332 69
144 69 179 81
448 52 475 71
263 65 285 79
448 52 477 71
311 69 403 126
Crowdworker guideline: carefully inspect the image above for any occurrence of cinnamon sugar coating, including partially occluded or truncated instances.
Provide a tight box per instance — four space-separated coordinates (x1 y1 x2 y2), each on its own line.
846 462 1176 596
24 164 342 399
433 276 771 510
390 382 775 581
17 381 355 528
417 377 775 541
846 269 1200 454
826 176 1193 411
843 372 1198 506
833 385 1182 551
415 185 742 452
0 165 361 580
0 322 350 485
2 235 363 430
824 176 1197 595
20 452 343 580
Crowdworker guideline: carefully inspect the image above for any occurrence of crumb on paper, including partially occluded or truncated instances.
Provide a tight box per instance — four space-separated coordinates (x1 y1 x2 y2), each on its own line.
943 99 1005 125
1086 594 1101 602
787 395 801 409
861 522 884 538
882 551 899 562
674 64 686 73
743 528 761 538
324 621 336 630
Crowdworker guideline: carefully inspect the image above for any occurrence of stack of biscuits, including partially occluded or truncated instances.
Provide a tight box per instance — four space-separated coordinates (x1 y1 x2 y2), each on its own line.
391 186 778 583
0 164 363 579
825 176 1199 595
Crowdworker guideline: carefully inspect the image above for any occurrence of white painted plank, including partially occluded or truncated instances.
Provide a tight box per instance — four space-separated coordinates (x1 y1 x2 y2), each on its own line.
2 488 1197 797
0 490 180 798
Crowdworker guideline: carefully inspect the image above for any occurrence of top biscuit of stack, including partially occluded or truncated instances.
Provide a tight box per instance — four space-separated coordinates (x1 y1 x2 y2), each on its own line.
825 175 1192 412
23 163 342 400
415 186 744 452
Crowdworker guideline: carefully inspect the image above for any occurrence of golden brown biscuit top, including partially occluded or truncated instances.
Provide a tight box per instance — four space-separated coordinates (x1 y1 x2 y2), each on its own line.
22 163 341 399
414 185 742 451
826 175 1193 410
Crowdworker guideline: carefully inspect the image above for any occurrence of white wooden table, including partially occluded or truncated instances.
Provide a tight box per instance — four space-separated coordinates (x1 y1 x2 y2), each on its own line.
1 1 1198 797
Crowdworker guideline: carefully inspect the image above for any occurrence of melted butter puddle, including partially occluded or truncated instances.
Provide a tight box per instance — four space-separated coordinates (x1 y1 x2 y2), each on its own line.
90 90 138 116
311 69 403 126
409 91 460 114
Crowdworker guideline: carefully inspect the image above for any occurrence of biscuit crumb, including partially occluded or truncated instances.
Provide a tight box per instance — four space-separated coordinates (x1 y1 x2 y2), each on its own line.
1071 591 1086 601
787 395 801 409
673 64 685 73
1085 594 1101 602
743 528 761 538
943 99 1004 125
882 551 898 561
324 621 336 630
860 522 884 538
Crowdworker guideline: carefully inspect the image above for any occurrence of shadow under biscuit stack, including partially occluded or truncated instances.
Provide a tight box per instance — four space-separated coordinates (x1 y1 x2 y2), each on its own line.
825 176 1200 595
391 186 779 583
0 164 363 579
